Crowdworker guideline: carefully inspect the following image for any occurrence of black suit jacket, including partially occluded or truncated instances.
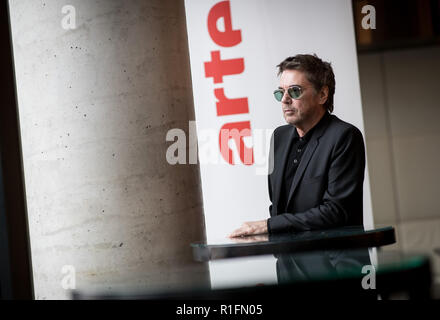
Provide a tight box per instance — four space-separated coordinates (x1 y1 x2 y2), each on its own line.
267 113 365 233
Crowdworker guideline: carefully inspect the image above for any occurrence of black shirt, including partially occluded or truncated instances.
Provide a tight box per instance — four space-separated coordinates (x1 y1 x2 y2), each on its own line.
278 112 330 212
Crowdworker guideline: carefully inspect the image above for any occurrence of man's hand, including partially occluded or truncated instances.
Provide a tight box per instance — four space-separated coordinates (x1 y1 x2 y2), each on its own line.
229 219 268 238
230 234 269 243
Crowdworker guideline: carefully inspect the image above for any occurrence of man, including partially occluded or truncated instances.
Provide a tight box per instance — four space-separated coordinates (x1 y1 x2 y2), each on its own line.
229 54 365 237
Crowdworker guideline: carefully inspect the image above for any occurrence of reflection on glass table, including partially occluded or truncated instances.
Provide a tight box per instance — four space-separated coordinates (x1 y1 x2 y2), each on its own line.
73 247 432 300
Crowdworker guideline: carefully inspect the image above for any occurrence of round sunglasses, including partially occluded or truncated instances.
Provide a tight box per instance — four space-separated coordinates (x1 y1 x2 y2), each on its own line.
273 85 304 101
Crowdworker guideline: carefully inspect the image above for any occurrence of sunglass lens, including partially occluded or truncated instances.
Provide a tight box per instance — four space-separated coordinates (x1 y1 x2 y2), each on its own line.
288 86 301 99
273 90 284 101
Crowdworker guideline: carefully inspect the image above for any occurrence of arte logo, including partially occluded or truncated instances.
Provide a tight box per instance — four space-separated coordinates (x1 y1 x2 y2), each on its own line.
204 0 254 166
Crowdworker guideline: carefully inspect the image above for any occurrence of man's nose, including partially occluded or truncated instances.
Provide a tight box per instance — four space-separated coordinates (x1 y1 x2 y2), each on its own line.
281 90 291 104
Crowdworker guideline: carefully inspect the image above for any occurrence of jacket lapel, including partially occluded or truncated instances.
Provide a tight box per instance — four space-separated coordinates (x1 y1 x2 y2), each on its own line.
285 114 332 210
273 126 296 209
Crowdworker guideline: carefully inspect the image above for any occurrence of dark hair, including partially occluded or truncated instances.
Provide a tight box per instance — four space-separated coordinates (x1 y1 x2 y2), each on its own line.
277 54 335 113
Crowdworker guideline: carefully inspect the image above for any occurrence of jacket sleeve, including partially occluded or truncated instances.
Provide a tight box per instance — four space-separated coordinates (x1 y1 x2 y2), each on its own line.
267 173 273 234
267 130 275 234
267 126 365 233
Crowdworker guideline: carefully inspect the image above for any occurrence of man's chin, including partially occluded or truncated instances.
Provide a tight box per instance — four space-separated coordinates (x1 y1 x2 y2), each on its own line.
284 115 300 126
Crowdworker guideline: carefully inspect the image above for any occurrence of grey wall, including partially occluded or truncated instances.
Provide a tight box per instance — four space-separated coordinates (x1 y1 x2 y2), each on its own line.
358 46 440 283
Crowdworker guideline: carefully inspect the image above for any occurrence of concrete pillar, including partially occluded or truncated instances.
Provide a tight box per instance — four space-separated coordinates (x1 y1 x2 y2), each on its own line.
8 0 209 299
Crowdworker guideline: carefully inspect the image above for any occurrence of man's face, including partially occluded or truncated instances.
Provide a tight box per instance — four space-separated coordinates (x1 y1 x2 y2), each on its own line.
278 69 322 127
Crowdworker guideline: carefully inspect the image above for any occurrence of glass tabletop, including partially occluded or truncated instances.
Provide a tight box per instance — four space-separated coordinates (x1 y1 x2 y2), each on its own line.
191 225 396 261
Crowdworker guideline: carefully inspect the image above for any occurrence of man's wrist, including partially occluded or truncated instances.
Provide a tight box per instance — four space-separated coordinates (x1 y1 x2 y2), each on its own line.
266 218 271 234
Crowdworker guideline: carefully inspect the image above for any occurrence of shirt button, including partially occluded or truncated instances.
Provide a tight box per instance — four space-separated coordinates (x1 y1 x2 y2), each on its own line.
293 159 298 164
297 148 302 152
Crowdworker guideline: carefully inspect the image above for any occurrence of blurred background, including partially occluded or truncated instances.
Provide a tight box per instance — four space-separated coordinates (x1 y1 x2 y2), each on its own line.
354 0 440 285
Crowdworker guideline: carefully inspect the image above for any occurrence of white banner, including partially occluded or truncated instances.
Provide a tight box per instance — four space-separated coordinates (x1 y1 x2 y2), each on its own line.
184 0 374 244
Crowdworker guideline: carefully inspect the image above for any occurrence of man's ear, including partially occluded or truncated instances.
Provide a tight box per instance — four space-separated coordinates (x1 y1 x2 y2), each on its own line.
319 86 329 105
